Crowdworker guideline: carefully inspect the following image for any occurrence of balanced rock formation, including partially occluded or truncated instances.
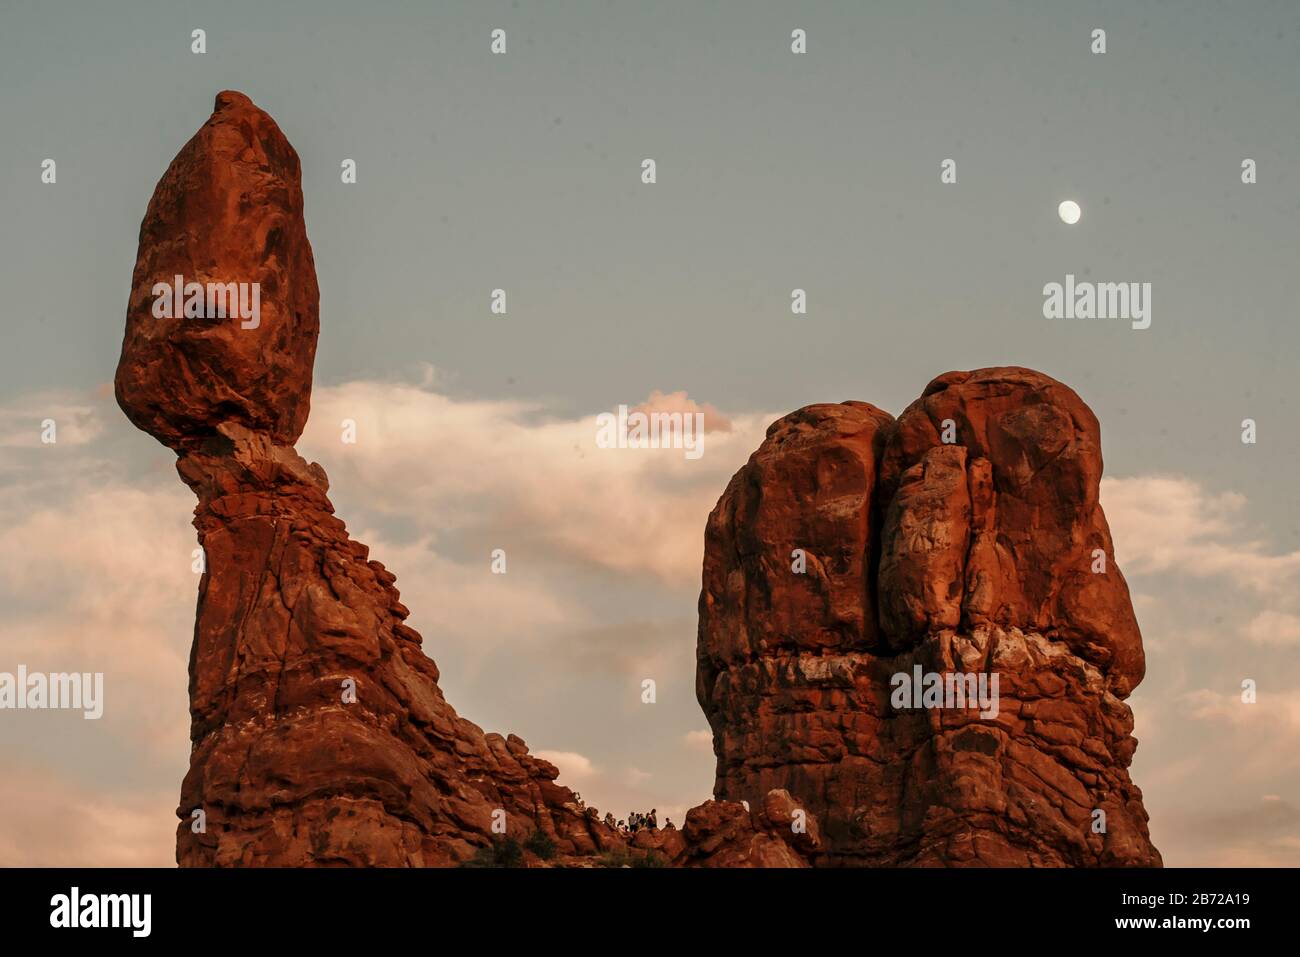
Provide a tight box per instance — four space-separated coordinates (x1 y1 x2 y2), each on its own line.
698 368 1161 866
117 92 619 866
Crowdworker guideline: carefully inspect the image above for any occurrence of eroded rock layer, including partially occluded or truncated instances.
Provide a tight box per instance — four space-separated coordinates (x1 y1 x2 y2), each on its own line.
119 93 1155 870
697 368 1161 866
117 92 617 866
635 789 823 867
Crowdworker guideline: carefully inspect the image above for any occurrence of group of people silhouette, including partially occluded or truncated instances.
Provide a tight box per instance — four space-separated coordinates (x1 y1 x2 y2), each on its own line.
595 809 674 835
572 792 675 836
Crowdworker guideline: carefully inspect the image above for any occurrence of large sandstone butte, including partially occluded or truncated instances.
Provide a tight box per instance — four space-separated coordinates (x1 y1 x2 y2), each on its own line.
116 92 624 866
698 368 1162 866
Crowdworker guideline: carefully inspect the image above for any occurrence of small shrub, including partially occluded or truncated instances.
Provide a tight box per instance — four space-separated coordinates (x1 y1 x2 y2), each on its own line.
524 828 557 860
461 836 524 868
597 848 665 868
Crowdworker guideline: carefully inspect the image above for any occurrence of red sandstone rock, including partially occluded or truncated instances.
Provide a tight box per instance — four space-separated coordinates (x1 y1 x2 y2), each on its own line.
698 367 1161 866
116 91 319 451
116 92 618 866
637 789 821 867
118 94 1157 871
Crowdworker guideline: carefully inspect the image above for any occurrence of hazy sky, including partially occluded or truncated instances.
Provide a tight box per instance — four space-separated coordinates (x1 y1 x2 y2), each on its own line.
2 0 1299 865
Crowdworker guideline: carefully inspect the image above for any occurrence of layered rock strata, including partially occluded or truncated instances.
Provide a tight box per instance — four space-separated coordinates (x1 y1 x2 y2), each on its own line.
117 92 617 866
697 368 1161 866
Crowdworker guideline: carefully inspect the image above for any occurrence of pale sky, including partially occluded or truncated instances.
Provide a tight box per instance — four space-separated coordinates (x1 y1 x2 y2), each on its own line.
2 0 1299 865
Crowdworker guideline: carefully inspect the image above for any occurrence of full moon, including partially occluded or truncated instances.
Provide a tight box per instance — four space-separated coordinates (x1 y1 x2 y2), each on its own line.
1058 200 1082 225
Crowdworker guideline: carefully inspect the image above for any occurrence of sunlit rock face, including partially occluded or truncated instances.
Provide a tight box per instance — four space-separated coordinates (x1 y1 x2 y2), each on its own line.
116 90 319 453
116 93 1157 870
698 367 1161 867
116 92 620 866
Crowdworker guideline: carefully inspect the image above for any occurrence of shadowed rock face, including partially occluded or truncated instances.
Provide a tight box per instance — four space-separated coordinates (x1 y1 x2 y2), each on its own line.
116 92 619 866
698 368 1161 866
633 789 824 867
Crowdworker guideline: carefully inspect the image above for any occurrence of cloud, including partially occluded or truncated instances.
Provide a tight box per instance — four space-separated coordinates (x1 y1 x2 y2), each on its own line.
0 388 198 864
1176 686 1300 768
1155 796 1300 867
684 729 713 752
1101 475 1300 594
535 750 599 785
0 769 174 866
631 390 732 433
0 389 104 448
0 480 195 761
300 378 776 588
1243 610 1300 647
334 529 589 669
542 619 697 681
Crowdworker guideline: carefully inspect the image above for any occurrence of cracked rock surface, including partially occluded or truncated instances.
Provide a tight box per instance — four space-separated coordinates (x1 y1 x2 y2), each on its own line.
697 368 1161 866
117 92 619 866
117 93 1154 869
